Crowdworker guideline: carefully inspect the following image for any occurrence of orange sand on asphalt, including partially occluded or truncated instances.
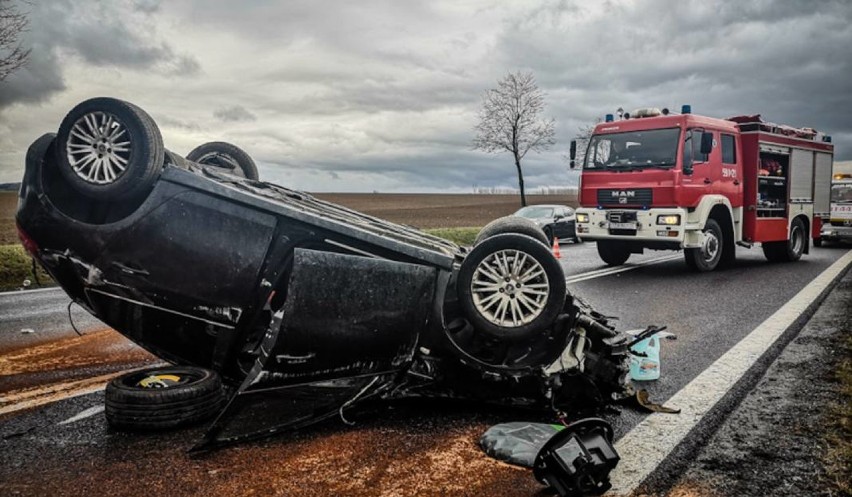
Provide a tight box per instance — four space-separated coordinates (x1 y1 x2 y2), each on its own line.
0 328 157 394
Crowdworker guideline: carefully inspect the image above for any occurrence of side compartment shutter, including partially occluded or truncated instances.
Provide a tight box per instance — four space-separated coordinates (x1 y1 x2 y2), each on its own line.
813 153 833 214
789 149 814 202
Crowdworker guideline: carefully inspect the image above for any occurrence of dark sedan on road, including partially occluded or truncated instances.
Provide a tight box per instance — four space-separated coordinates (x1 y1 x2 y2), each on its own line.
513 205 580 244
16 97 633 449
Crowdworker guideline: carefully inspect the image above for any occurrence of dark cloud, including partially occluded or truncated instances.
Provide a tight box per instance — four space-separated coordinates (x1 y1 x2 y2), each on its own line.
134 0 162 14
493 0 852 159
0 0 200 109
0 43 65 107
213 105 257 122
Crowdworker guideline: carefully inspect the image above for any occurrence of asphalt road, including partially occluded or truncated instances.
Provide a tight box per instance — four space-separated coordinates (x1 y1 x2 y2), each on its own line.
0 242 850 496
0 287 105 351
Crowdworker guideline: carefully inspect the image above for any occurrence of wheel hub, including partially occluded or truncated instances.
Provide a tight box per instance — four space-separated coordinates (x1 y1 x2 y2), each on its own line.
703 233 719 261
470 249 549 328
66 111 132 185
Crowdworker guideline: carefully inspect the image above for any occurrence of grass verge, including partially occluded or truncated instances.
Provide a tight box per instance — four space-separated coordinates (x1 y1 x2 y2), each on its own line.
0 244 54 291
424 227 480 246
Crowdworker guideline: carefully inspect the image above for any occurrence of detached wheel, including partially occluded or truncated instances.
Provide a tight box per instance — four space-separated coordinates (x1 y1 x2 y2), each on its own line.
56 97 164 200
105 366 225 431
684 218 723 272
458 233 566 341
474 216 549 246
597 240 630 266
186 141 259 180
763 218 806 262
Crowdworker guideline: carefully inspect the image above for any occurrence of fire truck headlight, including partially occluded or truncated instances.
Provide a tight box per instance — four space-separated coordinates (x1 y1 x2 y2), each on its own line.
576 213 589 223
656 215 681 225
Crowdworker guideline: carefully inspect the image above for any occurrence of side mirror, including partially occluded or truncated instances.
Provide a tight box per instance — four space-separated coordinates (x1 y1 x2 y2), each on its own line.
700 132 713 156
569 140 577 169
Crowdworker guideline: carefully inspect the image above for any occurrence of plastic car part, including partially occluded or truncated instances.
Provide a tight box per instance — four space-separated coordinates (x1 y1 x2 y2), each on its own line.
533 418 620 497
55 97 164 200
105 366 225 430
186 141 259 180
480 422 565 467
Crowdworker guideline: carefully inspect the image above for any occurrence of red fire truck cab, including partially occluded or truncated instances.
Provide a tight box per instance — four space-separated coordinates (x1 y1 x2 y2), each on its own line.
572 106 834 271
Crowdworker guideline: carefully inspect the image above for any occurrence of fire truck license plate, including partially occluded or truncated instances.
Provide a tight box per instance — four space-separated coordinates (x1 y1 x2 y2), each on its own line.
609 222 636 230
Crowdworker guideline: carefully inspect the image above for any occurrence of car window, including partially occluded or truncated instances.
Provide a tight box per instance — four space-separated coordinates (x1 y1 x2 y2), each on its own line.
516 207 554 218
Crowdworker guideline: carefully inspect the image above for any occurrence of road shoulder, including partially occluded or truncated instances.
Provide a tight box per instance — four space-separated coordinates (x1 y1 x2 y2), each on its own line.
662 268 852 497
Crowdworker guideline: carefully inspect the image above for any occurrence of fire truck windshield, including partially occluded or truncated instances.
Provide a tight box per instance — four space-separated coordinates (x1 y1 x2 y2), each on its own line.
584 128 680 171
831 183 852 203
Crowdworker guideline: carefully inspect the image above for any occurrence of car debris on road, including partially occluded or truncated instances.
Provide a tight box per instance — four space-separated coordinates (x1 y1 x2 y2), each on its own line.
16 97 662 454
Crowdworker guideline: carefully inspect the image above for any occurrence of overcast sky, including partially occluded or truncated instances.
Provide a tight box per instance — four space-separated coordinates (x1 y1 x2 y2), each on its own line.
1 0 851 192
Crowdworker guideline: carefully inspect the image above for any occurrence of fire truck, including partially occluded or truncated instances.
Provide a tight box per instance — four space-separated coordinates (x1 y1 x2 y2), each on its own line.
820 163 852 245
570 106 834 271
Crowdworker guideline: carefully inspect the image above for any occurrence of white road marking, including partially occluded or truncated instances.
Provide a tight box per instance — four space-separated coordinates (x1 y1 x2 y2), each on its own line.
0 286 63 296
565 254 681 284
608 248 852 496
58 405 105 425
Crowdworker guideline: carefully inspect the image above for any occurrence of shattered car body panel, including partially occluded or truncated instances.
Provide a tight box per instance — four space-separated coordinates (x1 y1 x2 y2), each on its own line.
18 110 636 448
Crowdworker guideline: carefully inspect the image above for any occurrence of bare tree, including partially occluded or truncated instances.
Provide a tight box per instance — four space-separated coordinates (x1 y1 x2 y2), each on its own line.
473 71 555 207
0 0 30 81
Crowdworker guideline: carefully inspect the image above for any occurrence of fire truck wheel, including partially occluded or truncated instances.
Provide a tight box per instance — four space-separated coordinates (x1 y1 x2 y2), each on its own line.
597 240 630 266
763 218 805 262
684 218 723 272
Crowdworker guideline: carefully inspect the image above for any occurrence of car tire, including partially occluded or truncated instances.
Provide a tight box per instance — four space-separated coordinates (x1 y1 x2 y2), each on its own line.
105 366 225 431
186 141 259 180
474 216 549 246
763 218 805 262
458 233 566 342
55 97 164 200
597 240 630 266
684 218 723 272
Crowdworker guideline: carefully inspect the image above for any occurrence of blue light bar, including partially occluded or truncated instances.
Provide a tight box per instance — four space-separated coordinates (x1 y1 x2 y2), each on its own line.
681 104 691 114
605 114 614 122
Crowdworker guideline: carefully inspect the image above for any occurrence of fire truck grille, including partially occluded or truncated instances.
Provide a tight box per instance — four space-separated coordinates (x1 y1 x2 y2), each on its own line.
597 188 653 207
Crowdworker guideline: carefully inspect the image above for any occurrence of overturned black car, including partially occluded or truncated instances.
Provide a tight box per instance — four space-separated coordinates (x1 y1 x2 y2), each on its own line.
16 98 637 449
